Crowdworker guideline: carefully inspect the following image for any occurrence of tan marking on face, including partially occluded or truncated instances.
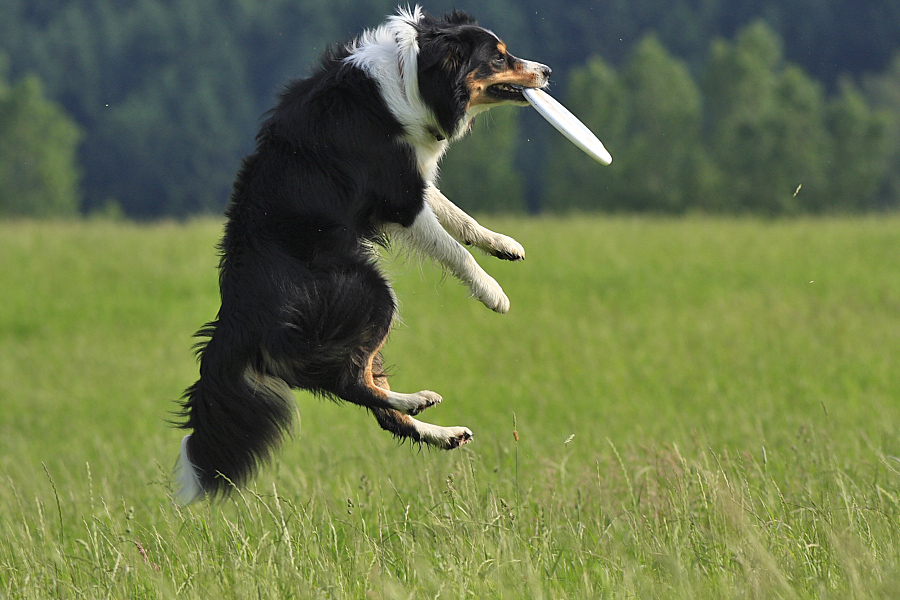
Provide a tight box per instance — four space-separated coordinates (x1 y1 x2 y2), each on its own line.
466 71 489 107
465 65 544 108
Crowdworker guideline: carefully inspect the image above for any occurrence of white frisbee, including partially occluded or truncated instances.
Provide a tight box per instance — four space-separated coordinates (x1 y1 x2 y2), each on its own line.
523 87 613 165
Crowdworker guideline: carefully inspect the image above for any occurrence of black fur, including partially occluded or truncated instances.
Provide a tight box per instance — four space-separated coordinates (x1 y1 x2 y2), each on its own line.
176 9 532 498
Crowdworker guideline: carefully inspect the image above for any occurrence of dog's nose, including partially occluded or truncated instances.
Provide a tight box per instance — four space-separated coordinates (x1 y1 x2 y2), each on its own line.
541 65 552 79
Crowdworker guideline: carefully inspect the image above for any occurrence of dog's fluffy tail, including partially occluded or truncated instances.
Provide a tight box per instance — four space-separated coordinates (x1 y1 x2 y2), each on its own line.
174 325 295 504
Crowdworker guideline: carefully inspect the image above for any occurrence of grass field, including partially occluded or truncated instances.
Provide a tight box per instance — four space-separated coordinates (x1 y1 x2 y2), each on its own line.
1 216 900 598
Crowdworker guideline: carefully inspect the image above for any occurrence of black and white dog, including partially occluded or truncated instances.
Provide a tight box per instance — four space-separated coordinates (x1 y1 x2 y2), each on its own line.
175 6 551 503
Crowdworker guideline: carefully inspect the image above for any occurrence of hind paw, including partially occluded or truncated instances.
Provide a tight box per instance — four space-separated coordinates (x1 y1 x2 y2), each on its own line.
411 420 474 449
444 427 474 449
407 390 442 415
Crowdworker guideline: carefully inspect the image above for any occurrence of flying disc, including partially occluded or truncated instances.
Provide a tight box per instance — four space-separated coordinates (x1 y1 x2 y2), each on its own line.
523 88 613 165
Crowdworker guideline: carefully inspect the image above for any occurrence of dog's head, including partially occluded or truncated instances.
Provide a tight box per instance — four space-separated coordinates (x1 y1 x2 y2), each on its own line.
414 10 551 137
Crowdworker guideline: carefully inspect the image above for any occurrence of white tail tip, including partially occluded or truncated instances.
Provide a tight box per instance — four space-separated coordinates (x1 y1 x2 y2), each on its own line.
174 434 204 505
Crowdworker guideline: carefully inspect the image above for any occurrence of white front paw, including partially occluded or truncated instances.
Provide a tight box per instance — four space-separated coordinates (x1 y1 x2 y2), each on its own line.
486 234 525 262
472 277 510 314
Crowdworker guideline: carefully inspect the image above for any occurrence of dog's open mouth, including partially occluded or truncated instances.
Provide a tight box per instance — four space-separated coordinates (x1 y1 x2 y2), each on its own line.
487 83 527 101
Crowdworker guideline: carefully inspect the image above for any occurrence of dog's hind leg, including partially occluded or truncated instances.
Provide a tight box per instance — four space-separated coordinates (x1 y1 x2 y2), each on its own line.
369 357 473 449
425 185 525 262
371 407 474 449
338 342 445 416
284 264 466 441
302 269 445 416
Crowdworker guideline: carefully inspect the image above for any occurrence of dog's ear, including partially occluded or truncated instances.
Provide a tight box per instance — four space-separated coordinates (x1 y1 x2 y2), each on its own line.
416 11 477 74
417 30 467 74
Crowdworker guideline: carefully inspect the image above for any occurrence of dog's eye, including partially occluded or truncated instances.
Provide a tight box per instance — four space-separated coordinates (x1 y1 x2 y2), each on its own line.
493 53 506 65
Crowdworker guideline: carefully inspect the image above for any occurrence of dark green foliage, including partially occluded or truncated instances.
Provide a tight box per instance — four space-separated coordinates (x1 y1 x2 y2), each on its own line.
0 0 342 217
0 56 81 217
700 21 892 214
864 53 900 211
548 22 895 215
547 37 715 214
1 0 899 216
824 79 894 212
703 22 830 214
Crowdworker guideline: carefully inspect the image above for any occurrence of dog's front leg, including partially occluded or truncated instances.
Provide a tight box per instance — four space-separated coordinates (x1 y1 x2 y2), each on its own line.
425 186 525 262
385 206 511 313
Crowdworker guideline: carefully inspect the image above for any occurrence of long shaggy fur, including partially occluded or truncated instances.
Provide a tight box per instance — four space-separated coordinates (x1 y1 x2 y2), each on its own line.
174 6 550 503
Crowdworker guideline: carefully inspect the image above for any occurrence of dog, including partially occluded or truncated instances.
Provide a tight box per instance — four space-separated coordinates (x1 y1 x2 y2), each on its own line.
174 6 551 503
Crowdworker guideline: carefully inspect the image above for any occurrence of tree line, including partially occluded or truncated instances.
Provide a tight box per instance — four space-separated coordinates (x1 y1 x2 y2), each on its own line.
544 24 899 214
1 0 899 218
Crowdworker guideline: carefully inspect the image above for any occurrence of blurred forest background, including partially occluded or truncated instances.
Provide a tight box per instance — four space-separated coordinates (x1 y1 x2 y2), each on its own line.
2 0 900 218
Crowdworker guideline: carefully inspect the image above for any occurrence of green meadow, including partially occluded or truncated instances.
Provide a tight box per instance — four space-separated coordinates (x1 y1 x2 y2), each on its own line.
2 216 900 598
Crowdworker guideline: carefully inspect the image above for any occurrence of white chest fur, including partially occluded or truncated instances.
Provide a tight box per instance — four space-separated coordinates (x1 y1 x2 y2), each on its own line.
344 7 465 184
